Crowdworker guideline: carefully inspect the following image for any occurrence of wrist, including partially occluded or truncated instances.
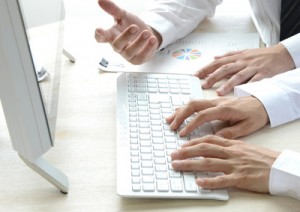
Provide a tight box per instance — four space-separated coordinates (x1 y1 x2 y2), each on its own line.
275 43 296 70
280 34 300 68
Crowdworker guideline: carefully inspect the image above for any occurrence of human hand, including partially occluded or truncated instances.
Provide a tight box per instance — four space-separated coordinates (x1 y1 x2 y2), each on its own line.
194 44 295 96
171 135 280 193
95 0 162 64
166 96 269 139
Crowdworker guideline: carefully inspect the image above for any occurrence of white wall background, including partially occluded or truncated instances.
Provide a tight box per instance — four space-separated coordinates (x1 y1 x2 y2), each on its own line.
20 0 65 28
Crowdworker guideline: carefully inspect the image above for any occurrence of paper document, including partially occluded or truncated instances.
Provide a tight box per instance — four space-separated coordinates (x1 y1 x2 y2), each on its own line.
99 32 260 75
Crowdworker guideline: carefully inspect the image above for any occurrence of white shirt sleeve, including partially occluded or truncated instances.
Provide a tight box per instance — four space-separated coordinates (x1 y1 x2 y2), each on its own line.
269 150 300 200
140 0 222 49
234 68 300 127
248 0 281 46
280 33 300 69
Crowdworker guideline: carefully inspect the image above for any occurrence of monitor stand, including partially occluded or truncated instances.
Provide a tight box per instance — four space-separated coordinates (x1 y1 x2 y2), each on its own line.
25 48 74 193
63 48 76 63
19 154 69 194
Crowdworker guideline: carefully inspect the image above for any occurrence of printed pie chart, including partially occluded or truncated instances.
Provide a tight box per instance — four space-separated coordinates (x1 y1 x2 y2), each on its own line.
172 48 201 60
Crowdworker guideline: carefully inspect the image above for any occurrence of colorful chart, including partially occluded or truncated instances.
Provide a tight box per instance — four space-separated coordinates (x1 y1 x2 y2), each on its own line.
172 48 201 60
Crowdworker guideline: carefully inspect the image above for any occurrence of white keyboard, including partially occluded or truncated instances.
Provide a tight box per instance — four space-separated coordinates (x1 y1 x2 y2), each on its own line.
116 73 229 201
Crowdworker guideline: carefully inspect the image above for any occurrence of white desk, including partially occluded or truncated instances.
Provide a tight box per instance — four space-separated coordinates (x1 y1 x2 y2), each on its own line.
1 0 300 211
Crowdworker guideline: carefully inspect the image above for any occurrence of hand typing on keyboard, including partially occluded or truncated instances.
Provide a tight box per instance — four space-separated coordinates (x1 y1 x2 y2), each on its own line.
171 135 279 193
166 96 268 139
117 73 229 200
167 94 278 194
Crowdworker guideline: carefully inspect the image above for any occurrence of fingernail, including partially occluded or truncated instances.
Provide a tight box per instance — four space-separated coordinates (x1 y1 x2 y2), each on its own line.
196 178 205 186
171 160 181 169
171 151 180 159
217 86 225 96
169 123 174 129
95 29 102 35
149 36 156 44
169 121 176 130
130 27 138 34
165 115 173 124
179 128 187 137
165 117 170 123
142 31 150 39
202 81 208 88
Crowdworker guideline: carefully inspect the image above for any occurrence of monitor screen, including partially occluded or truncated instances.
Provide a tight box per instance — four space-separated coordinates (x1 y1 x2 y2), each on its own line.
0 0 68 192
20 0 65 142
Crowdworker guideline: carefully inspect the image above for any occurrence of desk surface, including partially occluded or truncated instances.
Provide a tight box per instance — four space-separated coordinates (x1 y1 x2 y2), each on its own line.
1 0 300 211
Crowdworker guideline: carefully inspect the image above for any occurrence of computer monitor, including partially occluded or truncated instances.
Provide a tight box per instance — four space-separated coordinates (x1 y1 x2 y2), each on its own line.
0 0 68 193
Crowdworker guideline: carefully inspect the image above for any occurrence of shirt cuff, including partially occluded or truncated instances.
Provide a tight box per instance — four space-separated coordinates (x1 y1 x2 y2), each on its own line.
269 150 300 200
234 80 293 127
141 12 176 50
280 33 300 68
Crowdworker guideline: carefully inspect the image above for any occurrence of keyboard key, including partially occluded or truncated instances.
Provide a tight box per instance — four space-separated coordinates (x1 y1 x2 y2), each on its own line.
157 180 169 192
156 172 168 179
169 170 181 178
154 158 166 164
142 176 154 183
142 168 154 175
132 177 140 184
131 170 140 176
143 184 155 192
170 179 183 192
141 154 152 160
142 161 153 168
132 184 141 192
183 172 198 192
155 165 167 172
153 151 165 157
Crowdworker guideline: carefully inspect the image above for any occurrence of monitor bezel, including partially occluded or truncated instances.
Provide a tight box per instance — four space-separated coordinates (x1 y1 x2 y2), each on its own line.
0 0 53 162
